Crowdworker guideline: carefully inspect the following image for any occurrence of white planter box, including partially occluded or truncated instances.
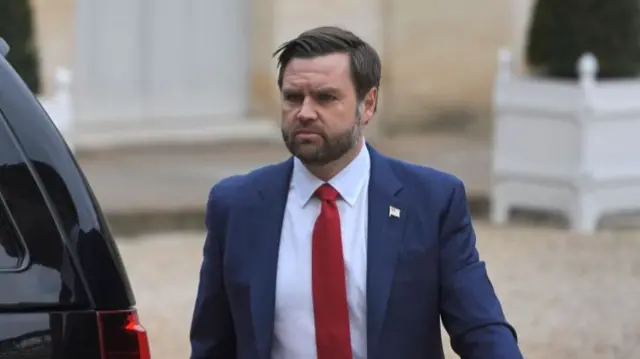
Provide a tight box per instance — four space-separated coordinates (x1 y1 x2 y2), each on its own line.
491 50 640 234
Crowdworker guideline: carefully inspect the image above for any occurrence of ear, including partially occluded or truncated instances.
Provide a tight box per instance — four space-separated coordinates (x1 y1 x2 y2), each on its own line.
361 87 378 125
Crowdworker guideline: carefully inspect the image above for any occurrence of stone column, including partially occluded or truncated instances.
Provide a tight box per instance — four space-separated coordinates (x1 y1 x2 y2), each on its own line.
142 0 251 121
74 0 251 125
74 0 146 123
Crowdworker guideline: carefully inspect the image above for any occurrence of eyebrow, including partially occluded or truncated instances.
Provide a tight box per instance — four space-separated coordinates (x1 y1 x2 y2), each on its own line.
313 86 340 95
281 87 302 95
281 86 341 96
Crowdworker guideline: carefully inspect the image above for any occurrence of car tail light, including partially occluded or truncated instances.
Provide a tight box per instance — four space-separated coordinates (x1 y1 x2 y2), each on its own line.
97 309 151 359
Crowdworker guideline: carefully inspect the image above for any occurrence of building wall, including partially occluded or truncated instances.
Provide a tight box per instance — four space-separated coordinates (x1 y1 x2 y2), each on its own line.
385 0 513 130
31 0 532 130
30 0 75 96
249 0 521 131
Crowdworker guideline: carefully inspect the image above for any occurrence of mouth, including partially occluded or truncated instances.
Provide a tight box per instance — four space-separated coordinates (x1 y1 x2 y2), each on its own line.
294 132 321 139
292 130 323 142
293 128 322 136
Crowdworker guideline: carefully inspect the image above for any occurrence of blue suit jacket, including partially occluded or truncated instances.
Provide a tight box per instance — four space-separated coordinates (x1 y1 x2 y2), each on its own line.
190 145 523 359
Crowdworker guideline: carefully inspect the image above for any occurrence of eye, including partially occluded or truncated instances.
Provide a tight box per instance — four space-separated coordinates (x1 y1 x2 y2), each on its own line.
317 93 337 102
284 93 304 103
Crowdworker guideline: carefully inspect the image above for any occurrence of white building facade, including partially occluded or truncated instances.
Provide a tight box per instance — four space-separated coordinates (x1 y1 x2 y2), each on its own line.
30 0 534 150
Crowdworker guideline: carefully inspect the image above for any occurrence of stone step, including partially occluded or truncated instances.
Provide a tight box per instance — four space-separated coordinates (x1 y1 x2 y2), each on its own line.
73 117 282 154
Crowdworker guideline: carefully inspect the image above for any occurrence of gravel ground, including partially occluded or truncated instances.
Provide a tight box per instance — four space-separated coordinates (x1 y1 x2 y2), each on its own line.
117 221 640 359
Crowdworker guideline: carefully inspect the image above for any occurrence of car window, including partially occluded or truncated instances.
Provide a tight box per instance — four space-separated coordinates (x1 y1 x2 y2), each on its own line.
0 109 73 305
0 197 27 270
0 62 92 307
0 115 29 272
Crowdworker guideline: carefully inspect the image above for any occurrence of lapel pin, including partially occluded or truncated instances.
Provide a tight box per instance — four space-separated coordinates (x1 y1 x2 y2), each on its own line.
389 206 401 218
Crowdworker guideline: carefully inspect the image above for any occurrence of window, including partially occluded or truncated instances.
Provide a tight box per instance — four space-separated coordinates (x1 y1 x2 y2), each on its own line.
0 110 29 272
0 191 27 270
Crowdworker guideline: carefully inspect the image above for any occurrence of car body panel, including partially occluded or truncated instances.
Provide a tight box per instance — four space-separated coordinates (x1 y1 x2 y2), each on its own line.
0 311 102 358
0 39 140 358
0 40 135 311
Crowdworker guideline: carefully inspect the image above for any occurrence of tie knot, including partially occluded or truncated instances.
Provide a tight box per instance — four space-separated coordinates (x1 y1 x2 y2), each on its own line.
315 183 339 202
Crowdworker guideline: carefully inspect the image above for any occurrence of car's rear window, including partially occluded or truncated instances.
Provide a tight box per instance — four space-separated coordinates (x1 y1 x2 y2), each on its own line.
0 108 83 307
0 116 29 272
0 58 98 308
0 198 27 270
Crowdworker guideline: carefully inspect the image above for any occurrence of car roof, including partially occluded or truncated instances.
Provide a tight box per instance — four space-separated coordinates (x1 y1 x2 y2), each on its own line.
0 38 9 58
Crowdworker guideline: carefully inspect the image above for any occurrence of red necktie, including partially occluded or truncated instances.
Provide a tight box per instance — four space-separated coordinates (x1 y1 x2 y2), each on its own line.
312 184 352 359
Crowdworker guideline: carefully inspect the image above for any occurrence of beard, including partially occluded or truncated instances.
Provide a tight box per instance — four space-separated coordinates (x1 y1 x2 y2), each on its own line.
281 109 362 166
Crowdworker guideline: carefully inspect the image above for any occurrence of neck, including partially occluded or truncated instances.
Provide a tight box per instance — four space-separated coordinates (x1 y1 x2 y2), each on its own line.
305 138 364 181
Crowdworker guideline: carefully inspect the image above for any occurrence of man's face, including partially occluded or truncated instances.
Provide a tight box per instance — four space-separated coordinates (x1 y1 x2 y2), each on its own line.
280 53 376 165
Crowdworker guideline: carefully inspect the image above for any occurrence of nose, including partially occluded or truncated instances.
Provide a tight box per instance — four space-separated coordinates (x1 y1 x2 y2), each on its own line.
296 97 318 122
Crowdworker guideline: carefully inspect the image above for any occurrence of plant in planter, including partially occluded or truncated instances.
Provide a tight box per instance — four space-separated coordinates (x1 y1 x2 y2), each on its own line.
526 0 640 79
490 0 640 234
0 0 41 94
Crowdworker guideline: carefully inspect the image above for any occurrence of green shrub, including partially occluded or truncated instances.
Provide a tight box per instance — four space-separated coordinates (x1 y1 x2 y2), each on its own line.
0 0 41 93
525 0 640 79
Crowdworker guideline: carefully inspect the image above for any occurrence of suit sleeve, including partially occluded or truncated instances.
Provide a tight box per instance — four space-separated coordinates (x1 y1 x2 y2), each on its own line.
190 184 236 359
438 178 523 359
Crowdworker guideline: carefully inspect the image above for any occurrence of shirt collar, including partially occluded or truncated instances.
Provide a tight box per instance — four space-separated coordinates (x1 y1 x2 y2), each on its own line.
290 142 370 207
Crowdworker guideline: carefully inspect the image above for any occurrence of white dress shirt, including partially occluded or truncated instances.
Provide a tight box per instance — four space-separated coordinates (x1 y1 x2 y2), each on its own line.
271 143 370 359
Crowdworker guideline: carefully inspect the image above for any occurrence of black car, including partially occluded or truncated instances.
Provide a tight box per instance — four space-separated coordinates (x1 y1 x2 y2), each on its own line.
0 39 150 358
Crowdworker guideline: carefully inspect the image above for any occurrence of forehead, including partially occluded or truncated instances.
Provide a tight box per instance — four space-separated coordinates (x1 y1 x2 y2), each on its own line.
281 53 352 89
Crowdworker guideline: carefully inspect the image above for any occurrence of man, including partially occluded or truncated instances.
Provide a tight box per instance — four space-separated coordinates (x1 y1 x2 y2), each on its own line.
190 26 523 359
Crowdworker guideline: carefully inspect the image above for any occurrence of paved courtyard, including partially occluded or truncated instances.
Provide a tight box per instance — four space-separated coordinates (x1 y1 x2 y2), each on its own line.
117 221 640 359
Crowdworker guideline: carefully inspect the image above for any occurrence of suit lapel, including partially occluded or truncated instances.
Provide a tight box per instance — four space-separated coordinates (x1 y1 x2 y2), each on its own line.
366 145 408 355
245 158 293 359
